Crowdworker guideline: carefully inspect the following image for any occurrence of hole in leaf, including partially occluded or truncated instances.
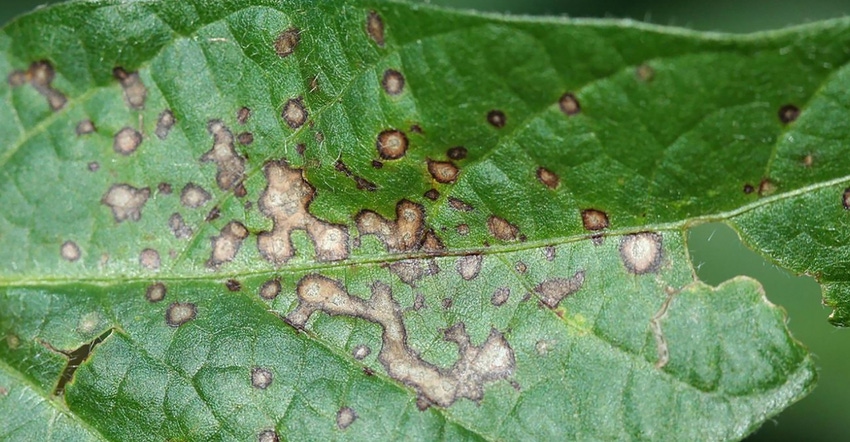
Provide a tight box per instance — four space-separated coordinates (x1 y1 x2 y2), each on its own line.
53 328 114 395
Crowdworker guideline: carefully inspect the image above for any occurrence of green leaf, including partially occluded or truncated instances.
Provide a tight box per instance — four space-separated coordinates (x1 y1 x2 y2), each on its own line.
2 0 847 439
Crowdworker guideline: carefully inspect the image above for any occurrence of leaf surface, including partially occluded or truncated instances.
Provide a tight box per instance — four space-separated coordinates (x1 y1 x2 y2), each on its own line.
1 1 846 440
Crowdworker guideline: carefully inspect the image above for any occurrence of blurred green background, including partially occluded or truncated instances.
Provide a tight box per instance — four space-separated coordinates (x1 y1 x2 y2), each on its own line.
2 1 848 440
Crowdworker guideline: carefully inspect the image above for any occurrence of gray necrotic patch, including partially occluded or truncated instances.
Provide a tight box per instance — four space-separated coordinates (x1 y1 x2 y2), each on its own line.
352 344 371 360
487 216 519 241
274 28 300 58
337 407 358 430
258 430 279 442
180 183 211 209
139 248 161 270
382 69 405 95
201 120 246 191
145 282 166 303
207 221 249 269
491 287 510 306
534 271 585 309
619 232 663 275
101 184 150 222
282 97 308 129
166 302 196 327
251 367 274 389
169 213 193 239
76 120 96 136
155 109 175 140
259 279 281 300
113 127 142 155
113 67 147 110
60 241 81 262
456 254 483 280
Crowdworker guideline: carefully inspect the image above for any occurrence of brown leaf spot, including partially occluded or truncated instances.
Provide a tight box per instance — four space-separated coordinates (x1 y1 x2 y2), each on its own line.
201 120 246 191
225 279 242 292
168 213 192 240
139 248 161 271
758 178 777 197
635 64 655 82
441 298 453 309
113 67 147 110
337 407 358 430
843 188 850 210
382 69 405 95
356 200 441 253
559 92 580 116
778 104 800 124
424 189 440 201
491 287 510 306
101 184 150 223
145 282 166 303
155 109 175 140
448 197 474 212
166 302 196 327
581 209 609 231
534 271 585 308
180 183 211 209
259 279 281 300
389 259 426 285
366 11 385 46
544 246 556 261
456 224 469 236
208 221 249 269
371 160 384 169
274 28 300 58
456 254 483 280
76 120 96 136
743 183 755 194
113 127 142 155
514 261 527 274
487 216 519 241
237 132 254 145
487 110 506 128
282 97 308 129
376 129 408 160
619 232 663 275
427 160 459 184
60 241 81 262
536 167 560 189
447 146 467 160
251 367 273 389
258 160 349 264
237 107 251 124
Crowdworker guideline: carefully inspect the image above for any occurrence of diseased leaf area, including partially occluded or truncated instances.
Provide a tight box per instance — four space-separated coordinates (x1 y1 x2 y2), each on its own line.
1 0 848 440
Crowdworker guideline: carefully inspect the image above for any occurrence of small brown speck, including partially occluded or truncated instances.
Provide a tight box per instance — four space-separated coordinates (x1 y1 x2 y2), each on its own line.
366 11 385 47
427 160 459 184
536 167 560 189
410 124 423 134
309 75 319 92
237 107 251 124
635 64 655 82
843 188 850 210
234 183 248 198
559 92 580 116
275 28 300 58
487 110 506 128
363 366 375 376
382 69 405 95
448 197 474 212
113 127 142 155
456 224 469 235
376 129 408 160
113 67 147 110
424 189 440 201
282 97 308 129
60 241 81 262
743 184 755 194
442 298 453 309
87 162 100 172
491 287 510 306
139 248 161 270
295 143 306 156
145 282 166 303
778 104 800 124
225 279 242 292
251 367 273 389
260 279 281 300
76 120 95 136
158 183 173 194
205 206 221 222
371 160 384 169
802 154 814 167
515 261 527 274
581 209 609 231
544 246 556 261
447 146 467 160
314 131 324 143
237 132 254 145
